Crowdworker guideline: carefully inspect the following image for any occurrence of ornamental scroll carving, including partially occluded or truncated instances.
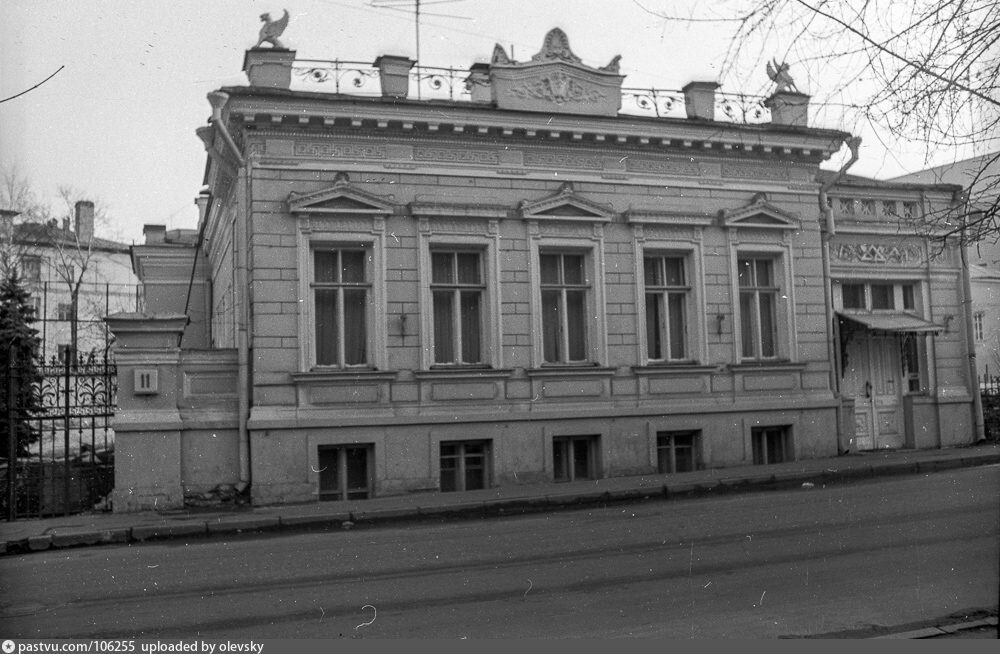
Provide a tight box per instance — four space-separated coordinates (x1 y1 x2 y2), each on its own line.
509 71 607 105
834 243 923 264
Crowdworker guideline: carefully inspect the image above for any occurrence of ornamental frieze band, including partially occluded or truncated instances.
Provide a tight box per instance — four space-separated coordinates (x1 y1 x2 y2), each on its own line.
834 243 923 264
414 148 500 165
721 162 791 181
524 151 604 170
625 158 701 176
294 142 387 159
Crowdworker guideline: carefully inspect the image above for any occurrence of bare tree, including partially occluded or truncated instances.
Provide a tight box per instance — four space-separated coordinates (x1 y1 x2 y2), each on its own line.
636 0 1000 246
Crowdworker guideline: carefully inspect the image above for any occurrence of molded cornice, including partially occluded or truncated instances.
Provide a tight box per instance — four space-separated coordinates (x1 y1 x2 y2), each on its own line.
220 87 850 162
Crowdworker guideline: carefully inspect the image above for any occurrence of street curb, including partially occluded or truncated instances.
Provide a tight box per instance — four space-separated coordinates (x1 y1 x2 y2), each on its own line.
2 451 998 556
131 522 208 542
205 516 280 535
871 616 998 639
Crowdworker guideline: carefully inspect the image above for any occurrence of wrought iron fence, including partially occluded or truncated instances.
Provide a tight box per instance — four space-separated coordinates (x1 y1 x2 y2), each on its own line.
3 348 117 520
980 370 1000 441
290 59 772 122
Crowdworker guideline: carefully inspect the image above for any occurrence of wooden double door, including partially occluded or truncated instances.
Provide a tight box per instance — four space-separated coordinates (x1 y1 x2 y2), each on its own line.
842 333 905 450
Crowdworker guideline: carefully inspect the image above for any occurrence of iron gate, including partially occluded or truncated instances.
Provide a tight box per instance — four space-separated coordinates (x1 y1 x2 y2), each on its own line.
3 349 117 520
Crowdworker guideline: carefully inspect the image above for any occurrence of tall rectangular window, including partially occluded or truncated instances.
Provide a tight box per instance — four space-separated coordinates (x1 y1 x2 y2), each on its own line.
57 302 73 322
21 255 42 282
540 253 588 363
431 251 483 365
644 255 689 362
313 249 369 367
738 258 778 360
901 334 923 393
901 285 916 311
974 312 985 342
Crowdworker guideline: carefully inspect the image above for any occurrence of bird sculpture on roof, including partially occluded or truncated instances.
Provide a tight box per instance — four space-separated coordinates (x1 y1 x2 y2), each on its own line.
255 9 290 49
766 58 799 94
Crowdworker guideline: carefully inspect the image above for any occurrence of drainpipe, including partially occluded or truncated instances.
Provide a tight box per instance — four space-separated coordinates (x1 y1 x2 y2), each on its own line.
819 136 861 453
206 91 252 493
207 92 245 168
958 194 987 441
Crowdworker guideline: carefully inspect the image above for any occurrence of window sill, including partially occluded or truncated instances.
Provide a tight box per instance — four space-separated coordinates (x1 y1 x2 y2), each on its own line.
414 368 513 381
526 365 616 378
728 361 806 372
291 369 399 384
632 364 720 376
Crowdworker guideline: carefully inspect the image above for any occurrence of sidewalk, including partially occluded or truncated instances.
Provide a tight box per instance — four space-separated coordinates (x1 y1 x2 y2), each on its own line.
2 442 998 556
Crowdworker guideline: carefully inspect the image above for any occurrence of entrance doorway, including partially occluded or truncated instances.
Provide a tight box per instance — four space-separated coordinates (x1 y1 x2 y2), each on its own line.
842 332 904 450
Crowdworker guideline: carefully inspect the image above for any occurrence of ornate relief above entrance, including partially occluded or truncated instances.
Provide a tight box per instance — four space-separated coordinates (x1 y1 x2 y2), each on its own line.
833 243 923 264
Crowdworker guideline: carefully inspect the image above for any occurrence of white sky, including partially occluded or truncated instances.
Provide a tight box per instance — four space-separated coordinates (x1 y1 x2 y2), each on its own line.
0 0 982 244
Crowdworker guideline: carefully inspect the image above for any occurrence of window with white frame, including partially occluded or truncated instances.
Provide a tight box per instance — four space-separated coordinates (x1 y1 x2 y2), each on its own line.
312 248 370 368
431 251 484 365
840 282 920 313
644 254 690 362
21 255 42 282
57 302 73 322
974 312 985 342
540 252 589 364
737 257 779 360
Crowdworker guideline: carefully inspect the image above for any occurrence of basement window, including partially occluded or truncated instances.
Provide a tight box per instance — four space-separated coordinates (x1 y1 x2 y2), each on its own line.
553 435 599 482
440 440 490 492
318 445 372 501
752 426 791 465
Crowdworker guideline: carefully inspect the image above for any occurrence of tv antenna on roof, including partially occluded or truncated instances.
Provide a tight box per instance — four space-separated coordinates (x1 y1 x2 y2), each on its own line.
367 0 470 99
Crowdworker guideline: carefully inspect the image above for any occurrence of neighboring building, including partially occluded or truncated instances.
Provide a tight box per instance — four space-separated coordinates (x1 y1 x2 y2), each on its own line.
891 152 1000 377
5 201 138 360
107 28 979 511
970 264 1000 376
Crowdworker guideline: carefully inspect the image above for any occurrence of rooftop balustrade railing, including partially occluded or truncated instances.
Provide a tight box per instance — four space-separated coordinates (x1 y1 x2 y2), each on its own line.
289 59 772 123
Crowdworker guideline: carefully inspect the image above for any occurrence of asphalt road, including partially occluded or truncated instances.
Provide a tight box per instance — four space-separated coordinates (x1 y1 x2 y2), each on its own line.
1 466 997 639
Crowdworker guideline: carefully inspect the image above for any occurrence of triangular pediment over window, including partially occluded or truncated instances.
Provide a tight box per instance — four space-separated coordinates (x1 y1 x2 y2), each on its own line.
287 173 395 216
518 182 614 222
720 193 800 230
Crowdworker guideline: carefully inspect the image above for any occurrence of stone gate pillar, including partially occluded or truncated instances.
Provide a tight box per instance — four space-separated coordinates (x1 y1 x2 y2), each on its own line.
105 313 188 512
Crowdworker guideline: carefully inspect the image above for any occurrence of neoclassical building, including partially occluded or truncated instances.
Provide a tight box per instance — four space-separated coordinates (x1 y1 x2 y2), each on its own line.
108 28 979 510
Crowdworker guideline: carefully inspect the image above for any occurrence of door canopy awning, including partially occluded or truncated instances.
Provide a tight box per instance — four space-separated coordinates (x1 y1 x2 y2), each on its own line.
837 312 944 334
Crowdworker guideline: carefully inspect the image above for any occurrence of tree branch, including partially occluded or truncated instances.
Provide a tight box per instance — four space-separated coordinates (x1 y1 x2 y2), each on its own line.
793 0 1000 108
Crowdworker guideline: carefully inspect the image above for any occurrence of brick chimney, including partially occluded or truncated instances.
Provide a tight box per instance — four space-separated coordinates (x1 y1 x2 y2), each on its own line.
75 200 95 242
